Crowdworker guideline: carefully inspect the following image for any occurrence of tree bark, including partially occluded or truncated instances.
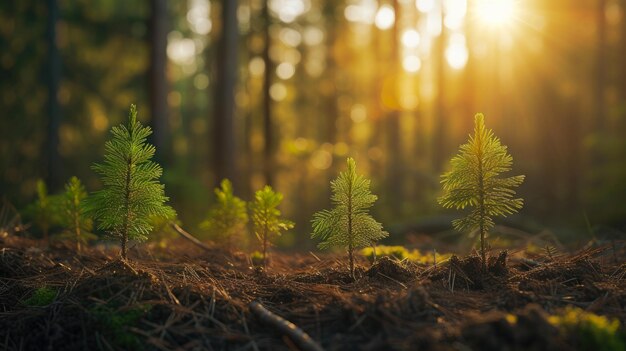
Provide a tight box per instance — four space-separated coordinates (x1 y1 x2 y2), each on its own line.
213 0 238 186
45 0 62 191
149 0 169 164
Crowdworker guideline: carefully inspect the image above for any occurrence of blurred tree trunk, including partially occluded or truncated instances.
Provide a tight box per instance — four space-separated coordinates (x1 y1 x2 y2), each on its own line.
148 0 169 164
324 2 337 148
213 0 238 186
462 0 475 132
45 0 62 191
261 0 274 186
432 7 447 172
594 0 606 133
386 0 402 213
620 0 626 112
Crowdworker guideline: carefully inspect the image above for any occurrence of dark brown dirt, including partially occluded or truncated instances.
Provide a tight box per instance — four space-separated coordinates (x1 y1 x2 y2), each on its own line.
0 235 624 351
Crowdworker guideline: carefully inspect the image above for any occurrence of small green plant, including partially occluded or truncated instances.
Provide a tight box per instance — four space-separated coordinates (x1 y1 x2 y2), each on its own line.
250 250 264 266
30 179 61 245
312 158 388 278
250 186 294 266
360 245 452 265
548 306 625 351
438 113 524 271
200 179 248 246
60 176 96 251
91 303 152 349
24 286 57 306
85 105 175 259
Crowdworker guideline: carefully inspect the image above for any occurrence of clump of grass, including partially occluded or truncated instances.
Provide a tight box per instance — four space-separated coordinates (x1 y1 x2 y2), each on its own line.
24 287 57 306
548 306 625 351
91 304 152 349
360 245 451 265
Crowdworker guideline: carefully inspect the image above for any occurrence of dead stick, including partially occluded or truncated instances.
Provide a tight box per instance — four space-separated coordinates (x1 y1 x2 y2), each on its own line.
170 223 212 251
249 301 324 351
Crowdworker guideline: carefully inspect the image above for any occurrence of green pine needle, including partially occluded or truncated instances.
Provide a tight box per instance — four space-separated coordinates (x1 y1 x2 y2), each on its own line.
438 113 524 267
200 179 248 245
250 185 294 266
311 157 388 277
85 104 175 258
61 176 96 250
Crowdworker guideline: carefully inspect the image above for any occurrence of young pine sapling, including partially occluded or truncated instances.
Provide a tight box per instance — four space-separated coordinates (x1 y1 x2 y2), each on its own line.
312 158 388 278
200 179 248 246
250 186 294 267
61 176 96 251
438 113 524 271
85 105 175 259
30 179 61 245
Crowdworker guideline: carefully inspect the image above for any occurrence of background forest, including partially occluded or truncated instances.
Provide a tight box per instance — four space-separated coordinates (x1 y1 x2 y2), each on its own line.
1 0 625 251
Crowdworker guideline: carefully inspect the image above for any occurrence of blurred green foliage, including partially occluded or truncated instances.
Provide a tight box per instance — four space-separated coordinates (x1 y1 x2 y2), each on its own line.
360 245 451 264
24 286 57 307
548 306 625 351
91 303 152 349
59 176 96 249
200 179 248 246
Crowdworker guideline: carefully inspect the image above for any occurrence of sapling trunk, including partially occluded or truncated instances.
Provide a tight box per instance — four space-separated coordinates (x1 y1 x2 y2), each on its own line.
262 224 268 268
347 170 354 279
75 216 81 252
121 157 132 260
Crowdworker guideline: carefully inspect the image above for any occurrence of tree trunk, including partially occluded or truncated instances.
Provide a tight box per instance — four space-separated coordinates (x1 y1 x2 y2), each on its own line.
462 0 476 132
149 0 169 164
45 0 62 191
594 0 606 134
386 0 402 215
213 0 238 186
432 6 447 172
261 0 274 186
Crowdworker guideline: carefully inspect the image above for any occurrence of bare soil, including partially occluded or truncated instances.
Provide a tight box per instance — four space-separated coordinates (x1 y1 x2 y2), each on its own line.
0 235 624 351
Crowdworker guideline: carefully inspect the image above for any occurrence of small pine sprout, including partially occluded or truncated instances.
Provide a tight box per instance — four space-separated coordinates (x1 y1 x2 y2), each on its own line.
61 176 96 251
31 179 61 245
311 157 388 279
250 186 294 267
85 105 175 259
438 113 524 271
200 179 248 247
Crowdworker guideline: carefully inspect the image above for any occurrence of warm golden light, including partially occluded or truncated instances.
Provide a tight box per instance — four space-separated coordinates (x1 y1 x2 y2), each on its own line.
401 29 421 48
445 33 468 70
475 0 516 27
374 5 395 30
402 55 422 73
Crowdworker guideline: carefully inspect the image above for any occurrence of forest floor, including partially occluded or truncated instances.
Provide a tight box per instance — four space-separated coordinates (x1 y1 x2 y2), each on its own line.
0 234 625 351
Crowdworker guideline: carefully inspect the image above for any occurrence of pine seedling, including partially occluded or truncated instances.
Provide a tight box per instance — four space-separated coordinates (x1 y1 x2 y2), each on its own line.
312 158 388 278
438 113 524 271
31 179 61 245
250 186 294 267
200 179 248 246
61 176 96 251
85 105 175 259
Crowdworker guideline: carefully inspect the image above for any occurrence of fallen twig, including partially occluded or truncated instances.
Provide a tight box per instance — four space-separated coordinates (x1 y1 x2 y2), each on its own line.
170 223 213 251
249 301 324 351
